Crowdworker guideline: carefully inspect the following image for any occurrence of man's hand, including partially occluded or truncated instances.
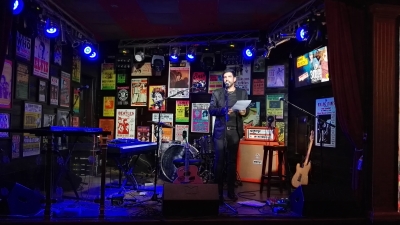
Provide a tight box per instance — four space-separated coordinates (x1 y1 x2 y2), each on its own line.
239 110 246 116
228 108 234 114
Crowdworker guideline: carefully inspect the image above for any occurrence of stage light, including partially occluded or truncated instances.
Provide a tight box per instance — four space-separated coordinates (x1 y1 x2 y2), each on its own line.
81 42 94 55
88 51 98 60
13 0 24 15
152 55 165 72
186 46 196 62
135 51 144 62
44 19 59 38
242 46 255 60
169 47 180 63
296 26 309 41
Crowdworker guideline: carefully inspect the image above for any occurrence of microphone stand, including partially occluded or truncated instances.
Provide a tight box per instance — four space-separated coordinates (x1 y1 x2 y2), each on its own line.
280 98 335 185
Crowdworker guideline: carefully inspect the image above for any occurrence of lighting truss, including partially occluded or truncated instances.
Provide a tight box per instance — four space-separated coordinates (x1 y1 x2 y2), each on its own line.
118 31 260 49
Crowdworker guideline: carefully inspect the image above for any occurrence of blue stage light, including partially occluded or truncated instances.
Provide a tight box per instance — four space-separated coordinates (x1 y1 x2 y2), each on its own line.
83 45 92 55
296 26 309 41
44 19 59 38
13 0 24 15
88 51 98 60
242 47 255 60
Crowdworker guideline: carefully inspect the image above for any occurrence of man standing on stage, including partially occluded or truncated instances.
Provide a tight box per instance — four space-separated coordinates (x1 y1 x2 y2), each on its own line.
209 69 249 202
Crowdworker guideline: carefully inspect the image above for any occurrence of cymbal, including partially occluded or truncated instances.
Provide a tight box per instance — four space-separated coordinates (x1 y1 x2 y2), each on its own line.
147 121 174 128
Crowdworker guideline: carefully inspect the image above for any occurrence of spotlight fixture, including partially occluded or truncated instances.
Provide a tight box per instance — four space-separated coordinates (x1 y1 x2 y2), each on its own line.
242 46 255 60
135 51 145 62
81 42 93 55
13 0 24 15
152 55 165 72
44 19 60 38
169 47 180 63
88 51 98 60
296 25 309 42
186 46 196 62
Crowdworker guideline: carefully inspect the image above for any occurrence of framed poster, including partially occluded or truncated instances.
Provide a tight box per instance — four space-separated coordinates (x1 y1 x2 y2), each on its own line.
0 113 10 138
15 62 29 100
115 109 136 139
23 102 42 157
60 71 70 108
148 85 166 111
38 79 48 103
168 60 190 98
0 59 13 108
315 97 336 148
267 65 285 88
49 76 59 106
191 103 210 133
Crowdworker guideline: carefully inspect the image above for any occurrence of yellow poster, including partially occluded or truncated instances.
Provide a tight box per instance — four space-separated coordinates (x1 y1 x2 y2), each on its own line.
72 50 81 83
275 121 285 143
23 103 42 157
103 96 115 117
175 100 189 122
266 94 284 119
101 63 116 90
73 88 80 113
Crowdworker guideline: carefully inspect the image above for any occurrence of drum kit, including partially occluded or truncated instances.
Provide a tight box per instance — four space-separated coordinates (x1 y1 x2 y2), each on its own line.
147 120 215 184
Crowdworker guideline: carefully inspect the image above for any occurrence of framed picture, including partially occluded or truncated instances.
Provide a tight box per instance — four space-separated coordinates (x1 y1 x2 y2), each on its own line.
15 62 29 100
0 113 10 138
38 79 48 103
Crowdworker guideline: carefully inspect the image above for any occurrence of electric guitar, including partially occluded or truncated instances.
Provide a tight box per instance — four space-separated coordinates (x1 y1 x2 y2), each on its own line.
291 130 314 188
173 138 203 184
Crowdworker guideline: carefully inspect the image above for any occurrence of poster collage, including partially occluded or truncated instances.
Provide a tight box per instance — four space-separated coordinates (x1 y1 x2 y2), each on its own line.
0 31 82 159
98 57 295 146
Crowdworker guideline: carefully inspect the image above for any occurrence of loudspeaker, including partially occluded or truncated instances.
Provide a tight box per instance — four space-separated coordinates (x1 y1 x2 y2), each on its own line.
162 183 219 217
289 184 361 217
0 183 44 215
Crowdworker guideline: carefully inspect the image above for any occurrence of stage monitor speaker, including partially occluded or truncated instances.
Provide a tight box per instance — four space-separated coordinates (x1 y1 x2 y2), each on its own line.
289 184 361 217
0 183 44 216
162 183 219 217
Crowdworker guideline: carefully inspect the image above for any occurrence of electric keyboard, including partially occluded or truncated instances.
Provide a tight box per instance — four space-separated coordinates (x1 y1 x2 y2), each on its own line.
107 139 157 156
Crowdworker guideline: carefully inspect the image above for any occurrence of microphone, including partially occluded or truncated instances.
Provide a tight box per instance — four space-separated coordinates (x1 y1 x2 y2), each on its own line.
77 85 89 91
279 97 285 101
192 82 205 88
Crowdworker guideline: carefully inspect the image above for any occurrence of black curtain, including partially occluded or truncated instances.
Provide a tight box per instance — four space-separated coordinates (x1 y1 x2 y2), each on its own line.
0 0 13 74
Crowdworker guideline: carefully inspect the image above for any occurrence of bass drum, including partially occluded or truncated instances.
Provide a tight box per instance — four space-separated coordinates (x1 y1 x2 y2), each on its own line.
160 144 199 182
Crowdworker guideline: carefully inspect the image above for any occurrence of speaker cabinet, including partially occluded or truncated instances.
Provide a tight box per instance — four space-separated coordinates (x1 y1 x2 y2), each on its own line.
0 183 44 215
162 183 219 217
289 184 361 217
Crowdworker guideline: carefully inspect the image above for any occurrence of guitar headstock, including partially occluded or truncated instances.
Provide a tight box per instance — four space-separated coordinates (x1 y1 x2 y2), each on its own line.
309 130 315 142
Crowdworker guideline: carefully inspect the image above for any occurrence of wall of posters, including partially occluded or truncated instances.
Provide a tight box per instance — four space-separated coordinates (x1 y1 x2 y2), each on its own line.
191 72 207 93
175 100 189 122
315 97 336 148
50 76 59 105
73 88 80 113
23 103 42 157
168 60 190 98
191 103 210 133
115 109 136 139
175 124 189 142
16 31 31 61
0 59 12 108
33 35 50 79
131 78 147 106
72 50 81 83
99 118 114 140
117 86 130 106
148 85 166 111
101 63 116 90
208 71 223 93
151 113 173 142
0 113 10 138
60 71 70 108
267 65 285 88
15 62 29 100
137 126 150 142
103 96 115 117
132 62 152 76
266 94 284 119
252 79 265 96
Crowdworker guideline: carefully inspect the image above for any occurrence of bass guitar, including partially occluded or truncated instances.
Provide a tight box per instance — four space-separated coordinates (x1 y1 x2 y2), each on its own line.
173 131 203 184
291 130 314 188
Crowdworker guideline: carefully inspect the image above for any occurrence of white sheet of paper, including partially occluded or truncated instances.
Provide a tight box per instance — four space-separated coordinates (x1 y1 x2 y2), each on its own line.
231 100 252 111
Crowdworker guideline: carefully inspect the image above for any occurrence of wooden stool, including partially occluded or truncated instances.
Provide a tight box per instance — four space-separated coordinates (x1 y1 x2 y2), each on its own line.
259 145 290 197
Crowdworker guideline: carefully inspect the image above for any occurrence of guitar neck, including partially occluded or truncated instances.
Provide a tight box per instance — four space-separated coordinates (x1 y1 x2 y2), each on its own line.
304 137 313 164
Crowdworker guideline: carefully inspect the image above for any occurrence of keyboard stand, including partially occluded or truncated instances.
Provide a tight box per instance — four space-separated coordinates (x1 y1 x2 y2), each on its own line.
113 154 141 194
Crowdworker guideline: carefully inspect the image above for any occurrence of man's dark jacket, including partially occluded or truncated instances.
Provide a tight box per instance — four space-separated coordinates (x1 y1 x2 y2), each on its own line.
208 87 249 140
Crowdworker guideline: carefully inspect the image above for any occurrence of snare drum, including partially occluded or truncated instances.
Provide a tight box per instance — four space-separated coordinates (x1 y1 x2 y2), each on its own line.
160 144 199 182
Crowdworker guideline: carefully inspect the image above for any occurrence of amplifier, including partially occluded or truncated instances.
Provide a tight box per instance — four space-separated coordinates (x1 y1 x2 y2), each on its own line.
244 126 279 141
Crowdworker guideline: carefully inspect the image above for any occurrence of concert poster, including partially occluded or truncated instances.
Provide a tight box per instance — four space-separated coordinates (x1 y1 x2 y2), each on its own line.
315 97 336 148
0 113 10 138
99 118 114 140
275 121 286 143
227 64 251 95
72 117 79 127
191 72 207 93
148 85 166 111
266 94 284 119
191 103 210 133
253 56 266 73
33 35 50 79
252 79 265 96
243 102 260 128
117 72 126 84
53 43 62 66
60 71 70 108
137 126 150 142
117 86 130 106
175 100 189 122
50 76 59 105
131 78 147 106
56 109 69 149
38 80 48 103
132 62 152 76
101 63 116 90
208 71 223 94
16 31 31 61
42 113 55 151
168 60 190 98
103 96 115 117
73 88 80 113
12 134 21 159
15 62 29 100
72 50 81 83
267 65 285 88
175 124 189 142
115 109 136 139
151 113 173 142
0 59 12 109
23 102 42 157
